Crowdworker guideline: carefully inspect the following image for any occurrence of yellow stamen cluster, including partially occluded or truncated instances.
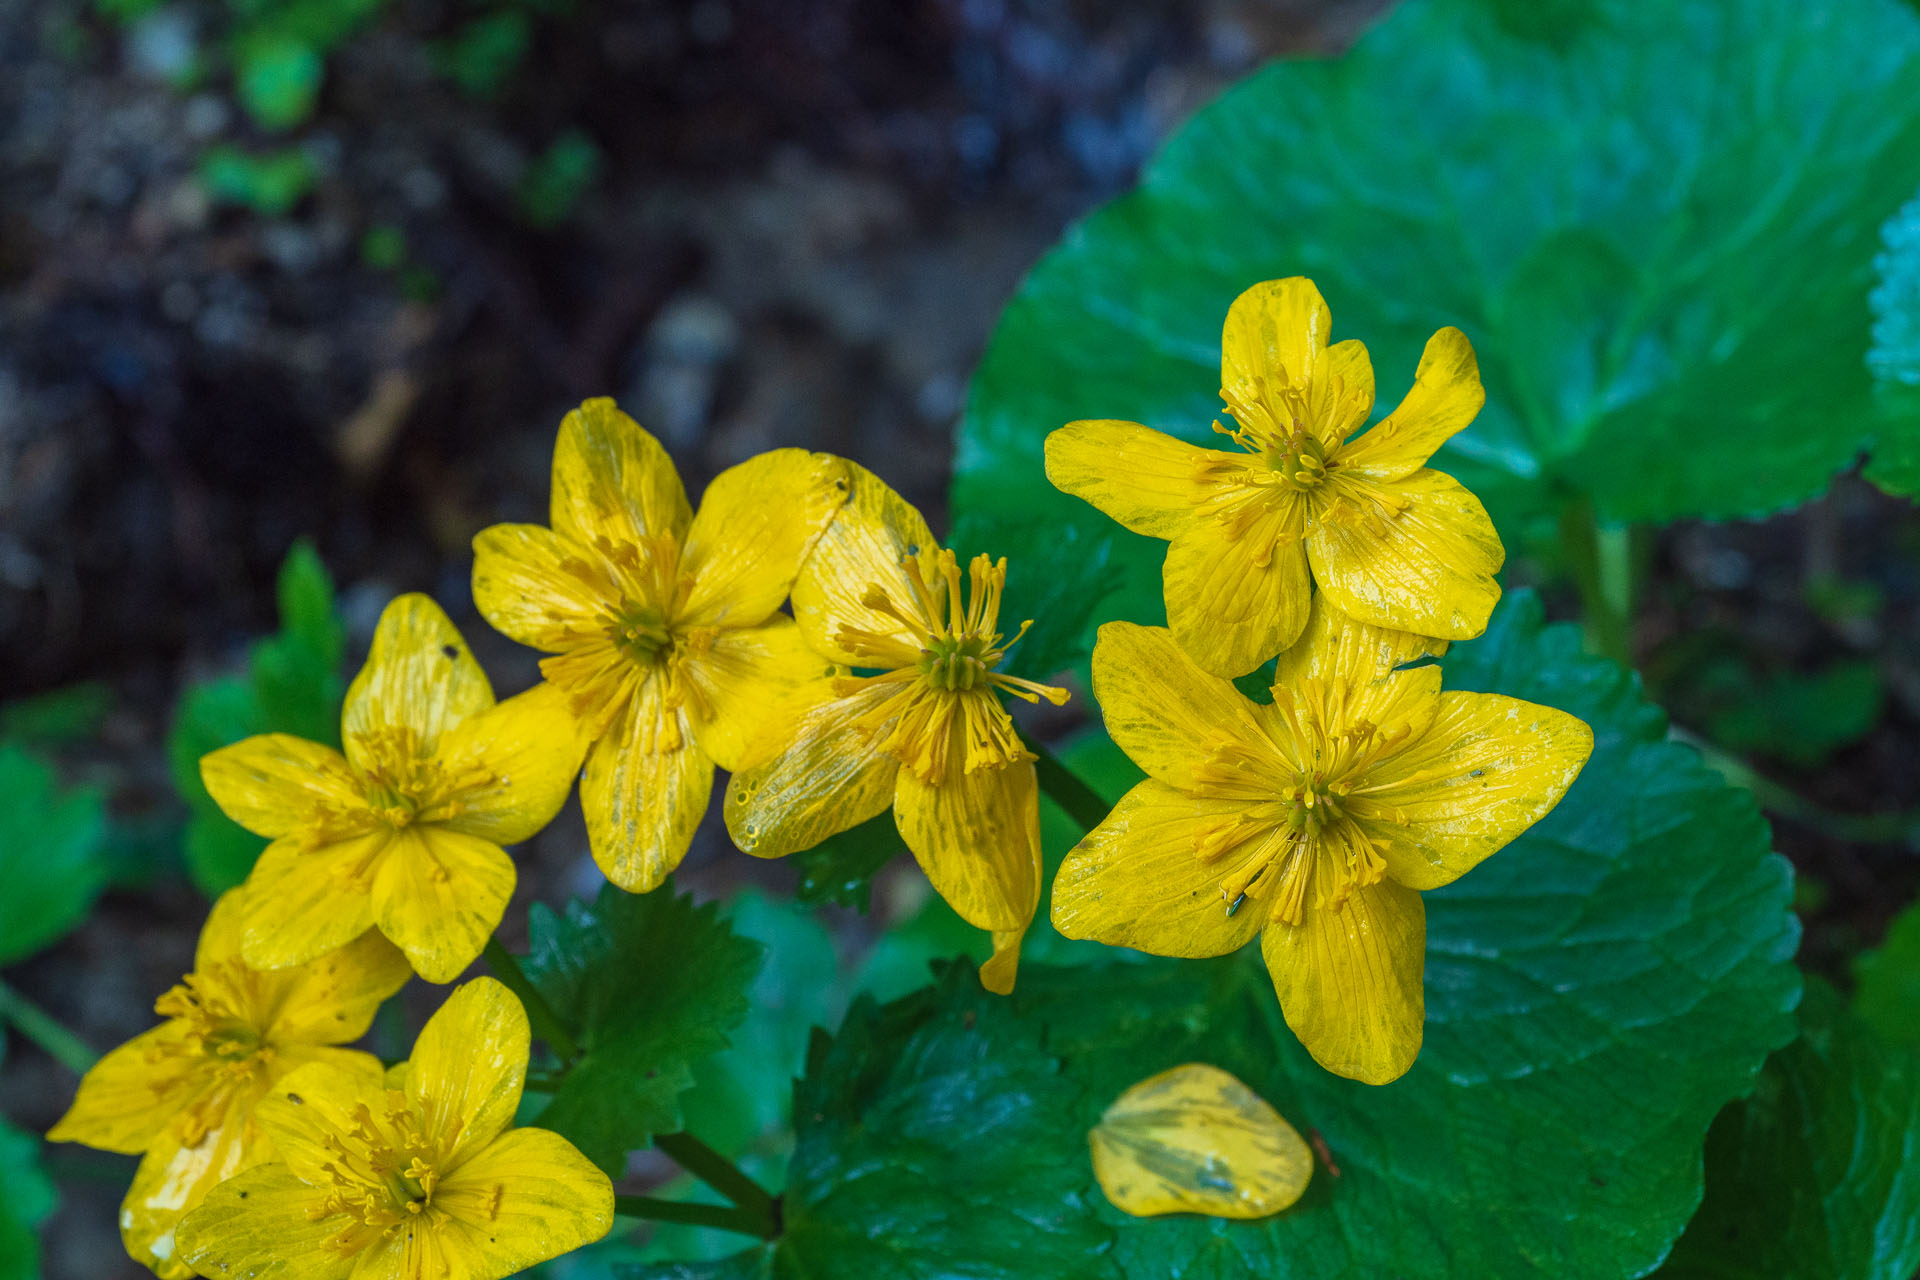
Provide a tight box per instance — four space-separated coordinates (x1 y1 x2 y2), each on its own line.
309 1090 460 1252
1185 676 1421 928
148 964 274 1142
831 549 1068 781
346 726 501 834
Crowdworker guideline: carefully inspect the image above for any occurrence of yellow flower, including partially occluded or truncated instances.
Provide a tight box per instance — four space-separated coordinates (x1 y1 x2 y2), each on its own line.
201 594 585 983
1046 276 1503 678
724 463 1068 994
1051 599 1591 1083
1090 1062 1312 1220
176 977 613 1280
47 890 408 1277
471 398 849 893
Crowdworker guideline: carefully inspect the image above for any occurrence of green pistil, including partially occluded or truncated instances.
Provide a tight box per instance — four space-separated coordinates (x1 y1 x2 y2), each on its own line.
1264 430 1328 491
920 634 995 691
202 1021 261 1062
613 606 672 662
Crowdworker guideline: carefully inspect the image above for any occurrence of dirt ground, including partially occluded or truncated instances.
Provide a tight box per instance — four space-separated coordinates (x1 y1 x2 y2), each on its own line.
3 1 1917 1276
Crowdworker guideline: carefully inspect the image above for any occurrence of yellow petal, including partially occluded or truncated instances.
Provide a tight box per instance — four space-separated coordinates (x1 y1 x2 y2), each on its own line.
175 1164 356 1280
723 683 900 858
1090 623 1277 797
979 924 1028 997
1336 327 1483 482
260 927 413 1045
894 758 1039 935
46 1023 208 1153
679 449 851 629
471 523 610 651
1222 277 1332 412
193 886 252 971
550 397 692 549
1322 338 1376 445
431 682 587 846
199 734 363 840
435 1128 614 1270
1308 468 1504 641
240 833 386 972
1269 593 1447 693
253 1060 384 1185
1050 780 1268 959
1261 876 1425 1085
1164 510 1312 678
580 690 714 893
685 617 839 772
789 461 936 667
1044 420 1213 539
343 594 494 767
407 977 529 1166
1090 1062 1312 1219
1349 691 1593 890
372 827 515 983
120 1085 261 1280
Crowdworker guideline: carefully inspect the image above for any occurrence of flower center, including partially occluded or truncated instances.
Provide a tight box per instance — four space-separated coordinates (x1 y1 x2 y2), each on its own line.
830 548 1068 781
344 724 500 833
1262 429 1328 492
1190 678 1419 926
314 1091 446 1251
610 602 673 662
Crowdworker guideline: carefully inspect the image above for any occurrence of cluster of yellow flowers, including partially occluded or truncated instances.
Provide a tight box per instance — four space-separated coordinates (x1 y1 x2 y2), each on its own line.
49 275 1598 1274
1045 278 1594 1085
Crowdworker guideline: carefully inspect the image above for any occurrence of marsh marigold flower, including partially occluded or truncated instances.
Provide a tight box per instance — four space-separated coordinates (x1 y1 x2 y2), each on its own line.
48 889 409 1276
176 977 612 1280
201 594 585 983
471 399 849 892
1046 277 1503 678
1051 600 1591 1083
1090 1062 1312 1220
724 462 1068 993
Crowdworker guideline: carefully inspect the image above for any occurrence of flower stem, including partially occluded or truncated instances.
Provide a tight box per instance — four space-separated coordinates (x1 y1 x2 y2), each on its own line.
0 980 98 1075
613 1194 779 1238
655 1131 779 1227
481 937 580 1062
1025 735 1110 833
1674 729 1920 850
1559 496 1634 667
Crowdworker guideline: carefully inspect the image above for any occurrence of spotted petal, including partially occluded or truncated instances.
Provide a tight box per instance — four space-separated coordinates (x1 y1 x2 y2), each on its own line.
1090 623 1276 798
1045 420 1215 540
199 734 363 840
371 827 515 984
1163 508 1312 678
550 397 692 549
434 1127 614 1272
789 461 938 667
1261 875 1426 1085
1051 780 1269 960
1349 691 1593 891
680 448 850 629
175 1163 358 1280
343 594 494 767
407 977 530 1169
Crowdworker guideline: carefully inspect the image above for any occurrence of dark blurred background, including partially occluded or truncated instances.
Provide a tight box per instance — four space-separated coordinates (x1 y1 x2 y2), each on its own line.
5 0 1920 1275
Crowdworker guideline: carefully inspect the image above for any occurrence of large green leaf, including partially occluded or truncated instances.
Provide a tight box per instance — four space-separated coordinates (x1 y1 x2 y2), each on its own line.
634 594 1799 1278
523 884 765 1177
0 746 108 968
959 0 1920 632
1655 982 1920 1280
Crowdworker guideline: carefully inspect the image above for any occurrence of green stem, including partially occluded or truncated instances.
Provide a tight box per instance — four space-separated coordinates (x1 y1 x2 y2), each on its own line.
481 937 580 1061
1558 496 1633 667
613 1194 778 1238
1025 735 1111 833
656 1132 778 1223
1675 730 1920 850
0 980 98 1075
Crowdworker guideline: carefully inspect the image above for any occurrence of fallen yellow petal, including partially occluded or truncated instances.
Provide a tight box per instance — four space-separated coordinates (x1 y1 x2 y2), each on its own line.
1090 1062 1312 1219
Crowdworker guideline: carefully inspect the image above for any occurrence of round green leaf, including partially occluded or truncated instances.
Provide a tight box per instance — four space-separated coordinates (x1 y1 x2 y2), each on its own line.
959 0 1920 629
